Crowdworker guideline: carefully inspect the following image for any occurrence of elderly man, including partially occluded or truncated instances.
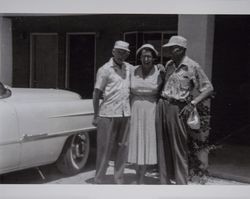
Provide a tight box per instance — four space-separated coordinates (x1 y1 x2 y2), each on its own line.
156 36 214 185
92 40 132 184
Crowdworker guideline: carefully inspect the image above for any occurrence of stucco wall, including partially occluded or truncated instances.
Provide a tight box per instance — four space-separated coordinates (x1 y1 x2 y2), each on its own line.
178 15 214 80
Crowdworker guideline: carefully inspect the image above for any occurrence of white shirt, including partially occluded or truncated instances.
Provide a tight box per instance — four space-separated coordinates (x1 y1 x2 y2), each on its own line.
94 58 132 117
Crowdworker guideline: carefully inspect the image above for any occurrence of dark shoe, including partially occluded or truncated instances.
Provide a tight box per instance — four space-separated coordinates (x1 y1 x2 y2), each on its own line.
94 178 103 184
114 179 124 184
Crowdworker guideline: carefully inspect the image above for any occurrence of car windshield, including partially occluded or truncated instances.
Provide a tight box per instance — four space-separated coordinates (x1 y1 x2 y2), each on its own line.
0 82 11 99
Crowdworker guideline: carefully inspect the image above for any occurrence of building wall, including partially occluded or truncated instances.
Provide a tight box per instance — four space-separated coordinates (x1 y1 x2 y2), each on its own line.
0 17 12 86
178 15 214 80
11 14 178 88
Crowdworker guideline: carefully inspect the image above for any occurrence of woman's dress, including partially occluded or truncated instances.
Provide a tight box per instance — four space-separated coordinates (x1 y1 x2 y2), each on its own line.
128 65 163 165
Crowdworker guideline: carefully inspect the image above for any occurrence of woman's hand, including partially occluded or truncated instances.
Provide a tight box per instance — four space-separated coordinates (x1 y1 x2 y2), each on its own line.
156 64 166 72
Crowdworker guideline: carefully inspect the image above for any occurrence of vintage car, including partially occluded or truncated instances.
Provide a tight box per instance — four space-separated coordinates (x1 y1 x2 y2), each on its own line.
0 83 96 176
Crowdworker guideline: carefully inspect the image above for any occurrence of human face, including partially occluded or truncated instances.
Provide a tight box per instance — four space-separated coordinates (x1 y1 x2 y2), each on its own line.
169 45 185 61
140 49 154 68
112 48 129 65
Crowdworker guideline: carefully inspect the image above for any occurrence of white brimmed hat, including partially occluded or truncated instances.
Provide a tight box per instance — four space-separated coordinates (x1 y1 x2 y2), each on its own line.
136 44 158 56
162 35 187 49
113 40 130 52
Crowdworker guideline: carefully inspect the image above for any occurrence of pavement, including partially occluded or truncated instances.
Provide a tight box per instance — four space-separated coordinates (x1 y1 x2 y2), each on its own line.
209 143 250 184
47 162 247 185
2 142 250 199
1 144 249 185
46 144 250 185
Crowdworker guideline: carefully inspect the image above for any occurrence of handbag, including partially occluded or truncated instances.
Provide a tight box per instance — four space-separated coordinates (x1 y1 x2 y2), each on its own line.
187 107 200 130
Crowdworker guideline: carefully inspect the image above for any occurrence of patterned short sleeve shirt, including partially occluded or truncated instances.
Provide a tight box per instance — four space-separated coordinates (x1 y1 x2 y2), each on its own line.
161 56 213 100
95 58 132 117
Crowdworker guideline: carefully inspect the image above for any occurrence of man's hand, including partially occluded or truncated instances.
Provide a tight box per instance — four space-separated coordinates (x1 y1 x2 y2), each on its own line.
179 103 195 117
92 116 98 127
92 88 102 127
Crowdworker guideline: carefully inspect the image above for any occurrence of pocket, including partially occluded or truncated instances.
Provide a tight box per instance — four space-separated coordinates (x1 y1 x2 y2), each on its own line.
109 75 120 83
180 76 190 89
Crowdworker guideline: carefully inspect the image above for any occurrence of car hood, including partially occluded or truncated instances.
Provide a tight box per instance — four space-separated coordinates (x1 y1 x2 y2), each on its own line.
4 88 82 102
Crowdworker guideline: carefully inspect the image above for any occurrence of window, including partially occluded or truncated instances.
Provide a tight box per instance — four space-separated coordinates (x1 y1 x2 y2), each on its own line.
124 31 177 65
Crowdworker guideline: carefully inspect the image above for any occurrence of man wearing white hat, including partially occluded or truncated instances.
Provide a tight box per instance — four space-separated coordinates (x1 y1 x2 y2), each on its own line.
92 40 132 184
156 36 214 184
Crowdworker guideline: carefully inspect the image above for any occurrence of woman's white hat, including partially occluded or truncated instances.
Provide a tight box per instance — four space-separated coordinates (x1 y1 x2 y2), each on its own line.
136 44 158 56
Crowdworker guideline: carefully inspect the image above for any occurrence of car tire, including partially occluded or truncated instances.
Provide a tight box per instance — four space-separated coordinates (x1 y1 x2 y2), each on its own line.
56 132 90 175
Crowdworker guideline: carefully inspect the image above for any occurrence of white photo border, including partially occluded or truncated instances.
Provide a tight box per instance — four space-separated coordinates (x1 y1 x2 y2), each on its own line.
0 0 250 198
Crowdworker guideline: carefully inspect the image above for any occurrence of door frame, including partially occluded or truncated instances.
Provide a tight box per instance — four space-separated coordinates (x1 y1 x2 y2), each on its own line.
29 33 59 88
65 32 96 88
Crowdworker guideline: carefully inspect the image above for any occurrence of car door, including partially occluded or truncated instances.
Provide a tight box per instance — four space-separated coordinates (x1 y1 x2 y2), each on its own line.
14 100 66 168
0 100 21 174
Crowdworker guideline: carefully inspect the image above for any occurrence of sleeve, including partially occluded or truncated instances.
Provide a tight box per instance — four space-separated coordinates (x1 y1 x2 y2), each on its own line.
94 67 108 91
129 64 134 88
193 64 213 93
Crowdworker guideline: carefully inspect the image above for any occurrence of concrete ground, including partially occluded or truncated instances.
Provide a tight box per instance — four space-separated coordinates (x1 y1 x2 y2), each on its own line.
1 146 249 185
209 143 250 184
47 162 247 185
45 145 249 185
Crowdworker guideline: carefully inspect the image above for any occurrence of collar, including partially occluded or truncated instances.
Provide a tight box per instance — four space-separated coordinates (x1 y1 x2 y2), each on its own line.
174 56 189 71
110 58 126 70
179 56 190 66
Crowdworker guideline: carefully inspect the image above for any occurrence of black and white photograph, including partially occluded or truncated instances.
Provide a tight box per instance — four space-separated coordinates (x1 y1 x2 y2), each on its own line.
0 0 250 198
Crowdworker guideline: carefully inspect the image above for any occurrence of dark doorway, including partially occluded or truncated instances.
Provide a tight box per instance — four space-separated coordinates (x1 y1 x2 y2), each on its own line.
67 33 95 99
208 16 250 183
211 16 250 145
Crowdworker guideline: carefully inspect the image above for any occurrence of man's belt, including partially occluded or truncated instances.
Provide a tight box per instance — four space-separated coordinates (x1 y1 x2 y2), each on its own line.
160 96 187 104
